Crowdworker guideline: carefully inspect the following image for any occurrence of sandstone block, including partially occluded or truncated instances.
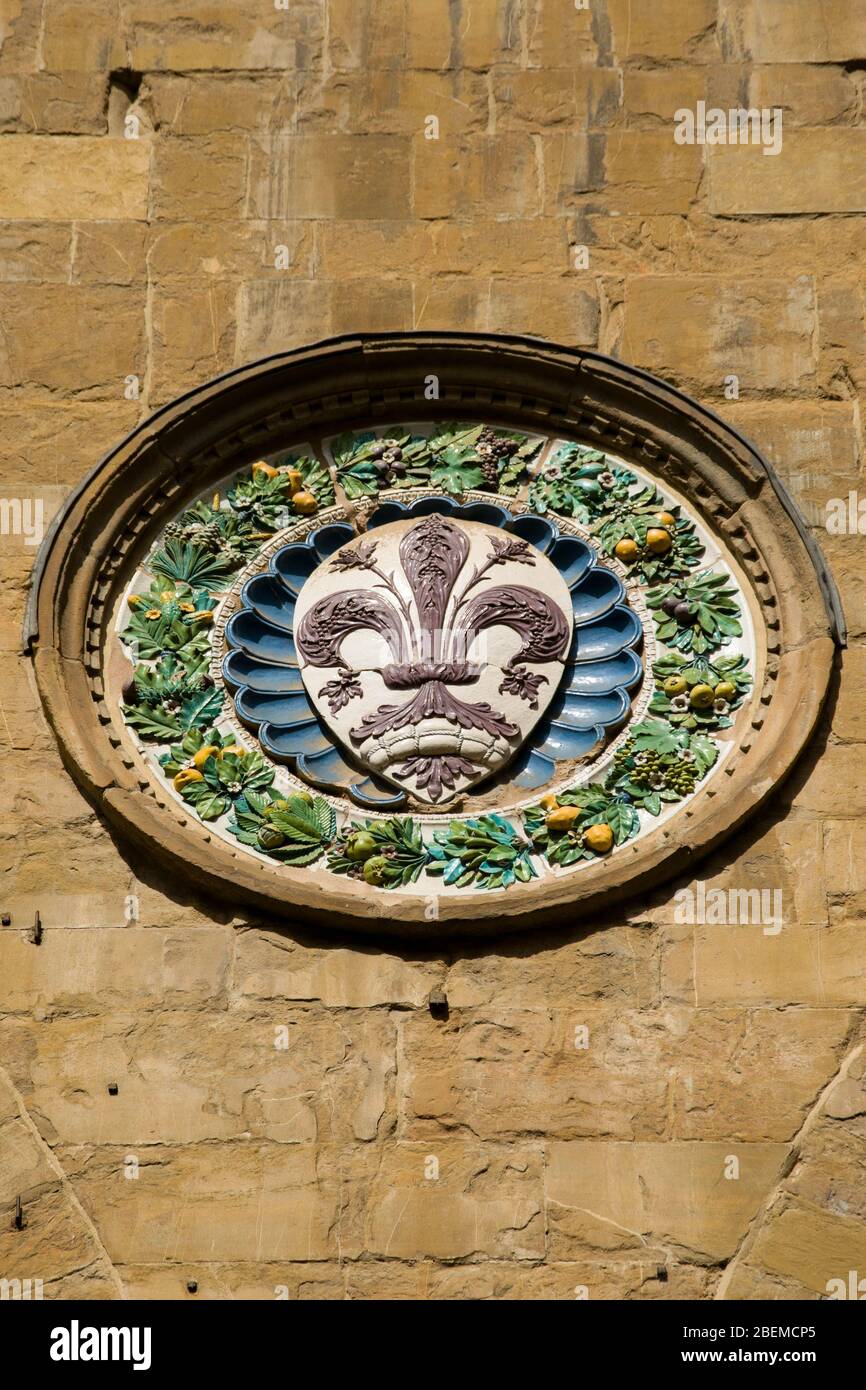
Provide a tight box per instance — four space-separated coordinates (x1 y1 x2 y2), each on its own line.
709 134 866 216
412 135 539 220
125 0 321 71
249 133 411 220
0 929 229 1015
152 137 248 221
719 0 866 64
744 1200 866 1295
621 275 817 394
150 282 236 405
487 277 599 346
0 285 144 398
547 1140 787 1262
233 932 438 1008
0 138 149 221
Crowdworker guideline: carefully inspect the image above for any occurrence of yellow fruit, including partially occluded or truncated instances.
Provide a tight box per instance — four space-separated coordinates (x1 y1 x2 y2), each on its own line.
714 681 736 701
663 676 687 697
614 537 639 563
655 511 676 528
540 793 559 811
546 805 581 832
690 683 715 709
646 527 673 555
192 745 220 768
188 609 214 627
286 467 304 494
173 769 203 792
218 745 243 759
584 822 614 854
292 490 318 516
252 460 278 480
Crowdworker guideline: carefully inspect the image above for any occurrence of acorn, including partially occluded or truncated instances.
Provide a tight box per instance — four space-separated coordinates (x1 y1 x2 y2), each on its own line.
646 527 673 555
346 831 377 862
289 791 314 806
690 683 715 710
546 805 581 832
292 490 318 516
188 609 214 627
257 824 286 851
252 460 278 480
286 467 304 494
714 681 737 701
363 854 390 886
192 744 220 768
127 593 145 610
584 822 614 854
655 511 676 529
663 676 688 697
614 537 639 563
173 768 204 792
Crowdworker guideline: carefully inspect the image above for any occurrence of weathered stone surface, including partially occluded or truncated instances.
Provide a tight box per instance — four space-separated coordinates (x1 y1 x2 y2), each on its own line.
622 276 817 394
233 931 439 1008
0 1006 396 1147
151 137 248 221
0 285 144 397
0 223 72 282
719 0 866 64
547 1141 787 1262
0 138 149 220
0 929 229 1016
58 1144 336 1264
249 133 411 220
709 133 866 215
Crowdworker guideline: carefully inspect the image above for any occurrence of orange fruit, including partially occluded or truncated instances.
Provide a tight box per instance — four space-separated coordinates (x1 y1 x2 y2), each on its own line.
614 537 639 563
584 823 614 854
292 491 318 516
646 527 672 555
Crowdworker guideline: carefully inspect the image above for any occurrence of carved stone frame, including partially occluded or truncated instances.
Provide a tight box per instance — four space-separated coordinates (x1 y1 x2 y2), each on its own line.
26 332 843 936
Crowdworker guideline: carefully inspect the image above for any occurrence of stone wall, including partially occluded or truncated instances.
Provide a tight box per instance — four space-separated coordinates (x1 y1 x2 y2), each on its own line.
1 0 864 1300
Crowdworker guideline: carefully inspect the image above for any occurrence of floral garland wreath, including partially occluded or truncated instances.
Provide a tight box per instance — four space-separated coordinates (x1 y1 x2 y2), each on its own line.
117 423 753 894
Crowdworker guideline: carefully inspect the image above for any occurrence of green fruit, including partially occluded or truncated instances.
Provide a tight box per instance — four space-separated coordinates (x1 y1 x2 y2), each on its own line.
574 478 603 501
663 676 687 697
346 831 377 862
257 824 286 850
363 854 390 886
690 683 715 710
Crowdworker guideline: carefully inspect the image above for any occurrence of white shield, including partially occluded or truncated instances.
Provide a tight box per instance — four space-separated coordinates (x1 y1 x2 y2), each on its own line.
293 516 574 804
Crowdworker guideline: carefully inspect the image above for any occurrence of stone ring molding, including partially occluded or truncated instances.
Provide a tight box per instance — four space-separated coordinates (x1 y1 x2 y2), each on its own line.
26 332 843 937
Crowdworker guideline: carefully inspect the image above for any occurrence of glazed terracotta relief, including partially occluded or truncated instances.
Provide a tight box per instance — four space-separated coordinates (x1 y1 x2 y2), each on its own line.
111 423 756 895
32 336 837 932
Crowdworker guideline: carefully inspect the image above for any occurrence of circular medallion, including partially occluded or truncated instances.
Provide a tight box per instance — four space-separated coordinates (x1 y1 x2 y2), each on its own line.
27 334 842 935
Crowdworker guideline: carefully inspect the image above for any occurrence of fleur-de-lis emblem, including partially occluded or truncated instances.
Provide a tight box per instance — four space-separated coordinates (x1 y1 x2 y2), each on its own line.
295 516 573 802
